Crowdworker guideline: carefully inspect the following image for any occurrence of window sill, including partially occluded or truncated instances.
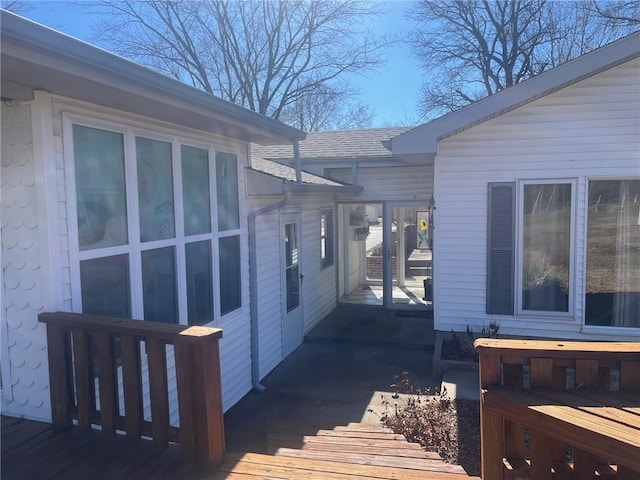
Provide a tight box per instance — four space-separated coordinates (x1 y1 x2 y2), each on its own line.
581 325 640 338
514 312 578 323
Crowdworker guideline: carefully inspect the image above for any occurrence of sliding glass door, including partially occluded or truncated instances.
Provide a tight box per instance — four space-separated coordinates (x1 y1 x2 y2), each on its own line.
338 203 432 309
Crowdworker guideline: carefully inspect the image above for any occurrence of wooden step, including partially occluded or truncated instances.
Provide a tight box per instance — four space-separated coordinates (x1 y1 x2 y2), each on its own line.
268 432 429 457
274 447 463 473
208 451 478 479
255 419 479 479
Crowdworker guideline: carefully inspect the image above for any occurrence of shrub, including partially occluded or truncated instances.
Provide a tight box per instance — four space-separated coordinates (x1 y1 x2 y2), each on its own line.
375 371 481 475
445 322 500 361
379 372 457 462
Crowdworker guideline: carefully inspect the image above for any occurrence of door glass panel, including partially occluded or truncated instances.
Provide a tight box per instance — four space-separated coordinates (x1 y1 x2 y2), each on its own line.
80 254 130 317
216 152 239 231
73 125 127 250
182 146 211 236
338 203 383 306
137 137 175 242
285 223 300 312
141 246 178 323
391 207 431 307
186 241 213 325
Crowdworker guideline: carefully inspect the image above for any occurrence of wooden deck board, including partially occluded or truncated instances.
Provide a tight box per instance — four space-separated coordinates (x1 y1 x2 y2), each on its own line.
2 415 479 479
273 447 461 472
220 451 471 479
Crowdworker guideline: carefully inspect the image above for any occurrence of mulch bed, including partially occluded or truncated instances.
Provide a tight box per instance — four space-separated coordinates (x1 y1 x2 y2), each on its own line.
455 399 481 476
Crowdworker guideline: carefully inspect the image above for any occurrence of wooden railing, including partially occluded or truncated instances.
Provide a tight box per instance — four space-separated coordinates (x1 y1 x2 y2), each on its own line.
475 338 640 480
39 312 225 468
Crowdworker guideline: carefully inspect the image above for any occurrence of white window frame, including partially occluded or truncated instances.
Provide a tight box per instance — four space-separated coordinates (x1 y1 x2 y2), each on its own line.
515 178 577 319
63 112 243 326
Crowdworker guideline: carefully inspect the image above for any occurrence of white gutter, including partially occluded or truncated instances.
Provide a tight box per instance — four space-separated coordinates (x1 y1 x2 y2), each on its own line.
247 191 292 392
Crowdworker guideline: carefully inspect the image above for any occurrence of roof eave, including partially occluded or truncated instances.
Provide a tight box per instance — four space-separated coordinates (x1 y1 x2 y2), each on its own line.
0 10 305 145
284 183 363 196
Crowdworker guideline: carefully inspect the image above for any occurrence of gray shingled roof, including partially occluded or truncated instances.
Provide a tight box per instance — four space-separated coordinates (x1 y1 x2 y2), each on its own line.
254 127 413 161
250 156 346 186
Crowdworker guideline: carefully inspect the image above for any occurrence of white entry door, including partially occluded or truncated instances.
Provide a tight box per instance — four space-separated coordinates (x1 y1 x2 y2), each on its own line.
281 212 303 357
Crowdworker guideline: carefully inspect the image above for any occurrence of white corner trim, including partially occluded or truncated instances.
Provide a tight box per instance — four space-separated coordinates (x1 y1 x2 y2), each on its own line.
32 90 64 311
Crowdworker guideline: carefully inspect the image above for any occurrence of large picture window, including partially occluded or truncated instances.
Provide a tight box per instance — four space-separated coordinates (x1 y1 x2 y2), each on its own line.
71 120 242 325
585 179 640 328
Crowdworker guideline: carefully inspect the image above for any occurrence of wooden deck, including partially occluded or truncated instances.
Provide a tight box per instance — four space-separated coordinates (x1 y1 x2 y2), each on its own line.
2 415 479 479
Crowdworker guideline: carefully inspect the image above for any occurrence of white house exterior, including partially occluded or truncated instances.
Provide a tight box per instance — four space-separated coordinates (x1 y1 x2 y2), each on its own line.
244 156 361 386
255 129 435 310
392 32 640 342
1 11 306 421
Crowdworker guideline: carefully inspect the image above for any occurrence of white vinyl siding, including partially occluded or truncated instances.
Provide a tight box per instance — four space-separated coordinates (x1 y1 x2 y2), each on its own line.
330 165 433 202
435 57 640 341
250 197 338 380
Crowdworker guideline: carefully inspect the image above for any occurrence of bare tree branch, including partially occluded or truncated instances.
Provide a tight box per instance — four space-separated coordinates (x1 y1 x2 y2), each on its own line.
410 0 640 120
92 0 389 128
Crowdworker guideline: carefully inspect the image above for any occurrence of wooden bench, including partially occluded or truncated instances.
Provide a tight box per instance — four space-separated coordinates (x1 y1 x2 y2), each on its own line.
475 338 640 480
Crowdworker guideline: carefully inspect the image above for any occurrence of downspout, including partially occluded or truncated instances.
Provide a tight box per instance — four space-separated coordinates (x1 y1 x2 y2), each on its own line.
248 190 292 393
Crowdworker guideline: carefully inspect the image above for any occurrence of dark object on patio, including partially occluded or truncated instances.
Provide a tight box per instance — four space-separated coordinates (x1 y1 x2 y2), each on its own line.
423 277 433 301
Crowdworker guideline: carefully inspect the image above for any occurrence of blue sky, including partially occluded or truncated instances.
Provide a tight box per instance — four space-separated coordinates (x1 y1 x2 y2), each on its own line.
19 0 423 127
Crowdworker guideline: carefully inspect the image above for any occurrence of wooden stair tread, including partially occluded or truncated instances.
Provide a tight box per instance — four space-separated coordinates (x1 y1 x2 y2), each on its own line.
214 451 477 479
268 431 426 450
274 447 462 472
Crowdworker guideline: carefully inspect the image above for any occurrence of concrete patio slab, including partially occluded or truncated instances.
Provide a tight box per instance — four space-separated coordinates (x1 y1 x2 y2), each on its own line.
441 370 480 401
305 306 435 349
224 341 436 454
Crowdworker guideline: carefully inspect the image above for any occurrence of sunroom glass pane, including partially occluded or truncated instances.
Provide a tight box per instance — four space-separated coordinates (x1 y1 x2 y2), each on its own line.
137 137 175 242
73 125 127 250
182 146 211 236
219 235 241 315
586 180 640 328
141 247 178 323
522 183 571 312
80 255 130 317
186 241 214 325
216 152 239 231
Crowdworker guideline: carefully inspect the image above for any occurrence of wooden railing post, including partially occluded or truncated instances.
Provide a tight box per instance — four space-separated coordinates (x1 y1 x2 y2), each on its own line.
175 339 225 468
477 351 503 480
45 324 71 429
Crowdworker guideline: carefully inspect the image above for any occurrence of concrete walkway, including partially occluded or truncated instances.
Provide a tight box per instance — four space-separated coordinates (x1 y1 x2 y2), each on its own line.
305 306 435 348
224 307 479 452
224 341 437 453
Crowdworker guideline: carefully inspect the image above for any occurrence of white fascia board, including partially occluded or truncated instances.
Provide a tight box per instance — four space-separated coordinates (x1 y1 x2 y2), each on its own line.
391 32 640 156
